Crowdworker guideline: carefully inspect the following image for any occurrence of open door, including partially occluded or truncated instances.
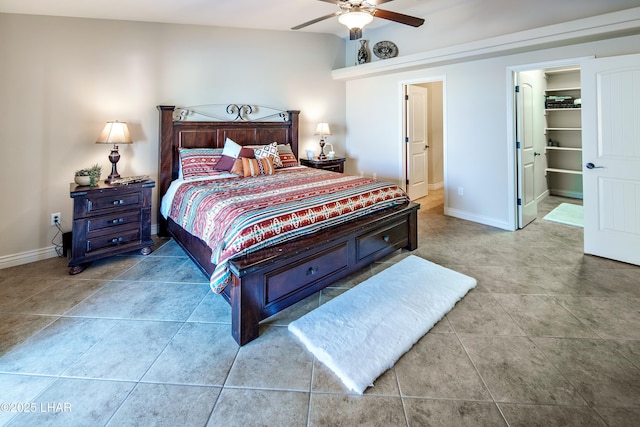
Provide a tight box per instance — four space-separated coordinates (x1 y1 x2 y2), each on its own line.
405 84 429 200
582 53 640 266
515 72 538 228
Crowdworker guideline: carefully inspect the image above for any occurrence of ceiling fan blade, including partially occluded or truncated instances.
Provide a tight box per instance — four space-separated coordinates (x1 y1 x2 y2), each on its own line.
366 0 395 5
372 9 425 27
291 12 341 30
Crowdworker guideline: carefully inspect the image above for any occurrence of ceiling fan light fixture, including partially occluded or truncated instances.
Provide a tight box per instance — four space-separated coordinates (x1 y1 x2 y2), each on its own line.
338 11 373 31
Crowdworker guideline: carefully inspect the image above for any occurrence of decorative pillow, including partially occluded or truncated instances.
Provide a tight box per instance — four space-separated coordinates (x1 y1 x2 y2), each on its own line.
254 142 283 168
230 158 244 176
214 138 242 171
239 147 255 158
277 144 299 168
179 148 223 178
228 147 256 176
242 156 275 177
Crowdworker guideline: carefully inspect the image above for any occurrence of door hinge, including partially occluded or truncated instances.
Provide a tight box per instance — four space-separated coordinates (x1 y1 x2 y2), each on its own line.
406 179 410 185
405 137 409 143
517 198 522 206
405 94 409 100
515 85 520 93
516 141 521 149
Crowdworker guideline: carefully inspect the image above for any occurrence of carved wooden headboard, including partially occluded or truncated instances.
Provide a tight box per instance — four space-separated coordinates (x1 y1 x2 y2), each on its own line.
157 104 300 234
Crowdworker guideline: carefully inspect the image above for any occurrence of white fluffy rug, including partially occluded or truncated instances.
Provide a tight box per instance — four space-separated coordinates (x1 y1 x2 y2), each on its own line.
288 255 476 394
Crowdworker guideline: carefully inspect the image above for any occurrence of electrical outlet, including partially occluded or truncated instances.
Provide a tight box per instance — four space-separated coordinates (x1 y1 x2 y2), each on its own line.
51 212 61 226
458 187 464 196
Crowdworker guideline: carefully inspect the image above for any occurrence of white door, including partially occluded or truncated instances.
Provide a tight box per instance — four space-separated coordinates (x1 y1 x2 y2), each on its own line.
406 85 429 200
582 53 640 266
516 73 538 228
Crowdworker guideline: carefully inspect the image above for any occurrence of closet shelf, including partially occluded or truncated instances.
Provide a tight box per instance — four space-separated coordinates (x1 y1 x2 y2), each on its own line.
545 146 582 151
546 168 583 175
544 67 580 74
545 86 581 92
544 67 583 199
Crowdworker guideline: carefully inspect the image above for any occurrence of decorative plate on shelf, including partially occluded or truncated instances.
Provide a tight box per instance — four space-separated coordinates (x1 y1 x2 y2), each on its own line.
373 41 398 59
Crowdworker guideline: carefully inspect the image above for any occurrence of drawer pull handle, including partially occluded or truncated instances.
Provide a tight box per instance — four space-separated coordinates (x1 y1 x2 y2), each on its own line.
111 237 124 244
382 235 390 242
306 267 318 276
112 199 125 205
112 218 124 224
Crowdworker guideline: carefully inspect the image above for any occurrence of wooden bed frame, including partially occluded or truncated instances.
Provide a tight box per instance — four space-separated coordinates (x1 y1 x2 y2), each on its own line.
157 105 420 345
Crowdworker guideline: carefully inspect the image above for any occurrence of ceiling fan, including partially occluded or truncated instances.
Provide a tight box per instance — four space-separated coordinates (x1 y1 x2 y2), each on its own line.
292 0 425 40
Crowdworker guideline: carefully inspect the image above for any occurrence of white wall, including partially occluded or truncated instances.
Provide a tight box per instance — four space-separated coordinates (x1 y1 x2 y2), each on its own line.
344 34 640 230
0 13 346 266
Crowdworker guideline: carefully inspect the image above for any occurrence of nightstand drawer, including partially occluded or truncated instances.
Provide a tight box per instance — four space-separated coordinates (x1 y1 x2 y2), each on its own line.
85 227 141 253
300 157 346 173
321 164 343 172
86 192 142 214
85 210 141 233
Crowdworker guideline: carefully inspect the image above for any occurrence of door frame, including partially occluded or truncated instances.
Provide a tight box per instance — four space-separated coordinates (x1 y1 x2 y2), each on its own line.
400 76 446 203
506 56 592 229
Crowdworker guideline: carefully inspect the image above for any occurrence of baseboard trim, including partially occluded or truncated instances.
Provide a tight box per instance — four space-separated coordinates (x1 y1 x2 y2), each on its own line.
428 181 444 190
0 246 61 270
445 207 513 231
549 189 584 199
0 223 160 270
536 190 550 202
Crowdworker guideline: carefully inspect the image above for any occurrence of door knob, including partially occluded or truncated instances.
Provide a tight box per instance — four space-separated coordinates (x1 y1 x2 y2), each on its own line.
534 152 541 156
585 162 605 169
424 145 429 150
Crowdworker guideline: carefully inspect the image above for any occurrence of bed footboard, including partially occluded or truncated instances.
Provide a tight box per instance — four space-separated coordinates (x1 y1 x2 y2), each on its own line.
228 202 419 345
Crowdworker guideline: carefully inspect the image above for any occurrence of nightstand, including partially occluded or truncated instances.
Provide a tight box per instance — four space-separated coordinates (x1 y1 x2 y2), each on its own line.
300 157 346 173
68 180 155 274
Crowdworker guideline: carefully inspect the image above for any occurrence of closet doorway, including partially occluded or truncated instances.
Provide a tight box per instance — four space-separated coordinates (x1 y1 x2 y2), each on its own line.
512 59 584 229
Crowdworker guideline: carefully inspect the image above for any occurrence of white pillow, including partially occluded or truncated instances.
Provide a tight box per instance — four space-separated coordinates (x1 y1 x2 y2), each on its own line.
214 138 242 171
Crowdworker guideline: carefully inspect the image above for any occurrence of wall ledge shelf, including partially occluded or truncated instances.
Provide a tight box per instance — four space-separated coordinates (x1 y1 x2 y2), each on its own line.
331 7 640 80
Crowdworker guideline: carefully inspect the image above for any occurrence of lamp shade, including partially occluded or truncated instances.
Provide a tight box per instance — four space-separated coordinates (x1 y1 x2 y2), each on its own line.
338 11 373 30
96 121 132 145
314 122 331 137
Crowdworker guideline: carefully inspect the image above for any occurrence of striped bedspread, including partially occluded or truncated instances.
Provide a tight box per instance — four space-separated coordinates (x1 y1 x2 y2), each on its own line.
168 168 409 293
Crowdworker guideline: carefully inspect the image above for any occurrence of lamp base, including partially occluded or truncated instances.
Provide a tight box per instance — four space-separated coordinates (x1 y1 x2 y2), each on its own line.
318 139 327 160
105 145 121 184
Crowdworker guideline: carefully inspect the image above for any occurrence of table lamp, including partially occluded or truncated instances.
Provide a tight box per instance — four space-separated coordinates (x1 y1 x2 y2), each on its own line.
314 122 331 160
96 121 132 184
